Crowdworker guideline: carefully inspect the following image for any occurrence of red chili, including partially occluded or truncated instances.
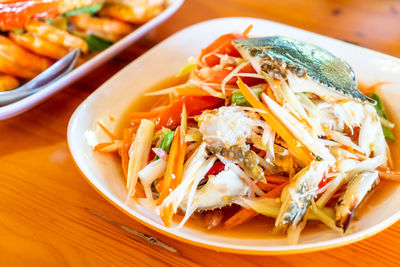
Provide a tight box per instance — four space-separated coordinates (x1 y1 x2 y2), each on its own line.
205 161 226 177
318 174 328 189
154 95 224 129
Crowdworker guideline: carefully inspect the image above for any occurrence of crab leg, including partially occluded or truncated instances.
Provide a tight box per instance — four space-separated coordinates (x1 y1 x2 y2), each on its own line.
335 171 379 231
275 160 329 232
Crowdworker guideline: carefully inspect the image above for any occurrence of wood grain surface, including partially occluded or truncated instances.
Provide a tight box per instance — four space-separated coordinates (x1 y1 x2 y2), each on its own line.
1 0 400 266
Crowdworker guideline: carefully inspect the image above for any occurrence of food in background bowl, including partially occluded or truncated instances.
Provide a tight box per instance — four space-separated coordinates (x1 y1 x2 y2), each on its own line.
0 0 168 91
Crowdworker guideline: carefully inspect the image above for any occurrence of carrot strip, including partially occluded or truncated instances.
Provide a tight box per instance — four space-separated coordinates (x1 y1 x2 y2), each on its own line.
135 183 146 198
265 175 290 184
160 204 174 227
237 78 312 165
360 81 392 95
256 182 279 191
93 142 121 153
378 170 400 182
130 111 159 119
224 182 288 229
97 121 118 140
243 24 253 37
264 182 289 198
157 127 181 205
119 128 134 177
224 208 257 230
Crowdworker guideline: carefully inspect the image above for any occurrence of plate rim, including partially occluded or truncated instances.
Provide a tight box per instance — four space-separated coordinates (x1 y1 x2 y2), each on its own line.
68 16 400 255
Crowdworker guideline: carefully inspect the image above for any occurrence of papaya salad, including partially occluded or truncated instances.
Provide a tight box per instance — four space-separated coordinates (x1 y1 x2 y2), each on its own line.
0 0 168 92
94 27 400 244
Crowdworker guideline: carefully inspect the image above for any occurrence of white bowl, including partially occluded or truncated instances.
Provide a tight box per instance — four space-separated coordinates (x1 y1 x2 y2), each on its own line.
68 17 400 254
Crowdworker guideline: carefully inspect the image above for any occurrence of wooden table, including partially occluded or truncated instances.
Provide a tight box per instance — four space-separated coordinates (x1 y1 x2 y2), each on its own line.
1 0 400 266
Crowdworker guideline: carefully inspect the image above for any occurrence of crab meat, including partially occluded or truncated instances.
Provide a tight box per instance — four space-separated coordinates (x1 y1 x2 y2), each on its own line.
275 160 329 231
180 168 248 212
198 106 254 151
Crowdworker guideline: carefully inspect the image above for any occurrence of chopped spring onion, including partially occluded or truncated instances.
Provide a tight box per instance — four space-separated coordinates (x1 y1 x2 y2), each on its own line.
63 3 104 17
154 129 174 160
370 93 395 141
230 88 263 106
85 34 113 52
177 63 197 78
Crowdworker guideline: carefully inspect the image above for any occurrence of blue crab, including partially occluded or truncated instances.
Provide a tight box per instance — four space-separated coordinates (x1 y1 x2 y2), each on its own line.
232 36 379 232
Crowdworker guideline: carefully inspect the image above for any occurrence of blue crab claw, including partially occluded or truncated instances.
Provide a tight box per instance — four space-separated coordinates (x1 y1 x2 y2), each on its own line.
232 36 375 104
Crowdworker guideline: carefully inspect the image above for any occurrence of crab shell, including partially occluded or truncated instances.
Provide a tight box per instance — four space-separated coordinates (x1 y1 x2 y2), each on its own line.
232 36 375 104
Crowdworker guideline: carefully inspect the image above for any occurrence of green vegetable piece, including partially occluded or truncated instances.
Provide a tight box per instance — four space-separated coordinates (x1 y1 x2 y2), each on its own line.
154 130 174 160
84 34 113 52
12 28 25 34
44 17 68 31
230 88 263 106
176 63 197 78
63 3 104 17
370 93 395 141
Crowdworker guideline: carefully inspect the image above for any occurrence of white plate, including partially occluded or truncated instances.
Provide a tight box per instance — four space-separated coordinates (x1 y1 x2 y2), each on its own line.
68 17 400 254
0 0 184 121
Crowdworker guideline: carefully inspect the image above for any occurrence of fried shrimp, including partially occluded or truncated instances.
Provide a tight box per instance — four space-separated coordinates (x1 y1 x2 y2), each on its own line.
0 56 39 79
10 32 69 60
25 20 89 53
0 35 53 74
0 75 20 92
100 1 164 24
68 13 134 40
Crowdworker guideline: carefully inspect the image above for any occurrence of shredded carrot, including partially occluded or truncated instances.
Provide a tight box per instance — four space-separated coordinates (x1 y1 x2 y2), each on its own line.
130 111 159 119
242 24 253 37
158 105 188 226
119 128 134 177
264 83 277 103
93 142 121 153
378 170 400 182
360 81 392 95
237 78 313 165
135 183 146 198
97 121 118 140
158 128 181 205
160 204 174 227
224 208 258 230
224 182 289 229
264 182 289 198
256 181 279 191
129 111 159 123
265 175 290 184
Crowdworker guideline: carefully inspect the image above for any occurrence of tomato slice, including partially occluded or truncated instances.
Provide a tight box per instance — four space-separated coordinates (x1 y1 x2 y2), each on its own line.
154 95 224 129
200 33 245 67
206 63 264 87
0 1 60 31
